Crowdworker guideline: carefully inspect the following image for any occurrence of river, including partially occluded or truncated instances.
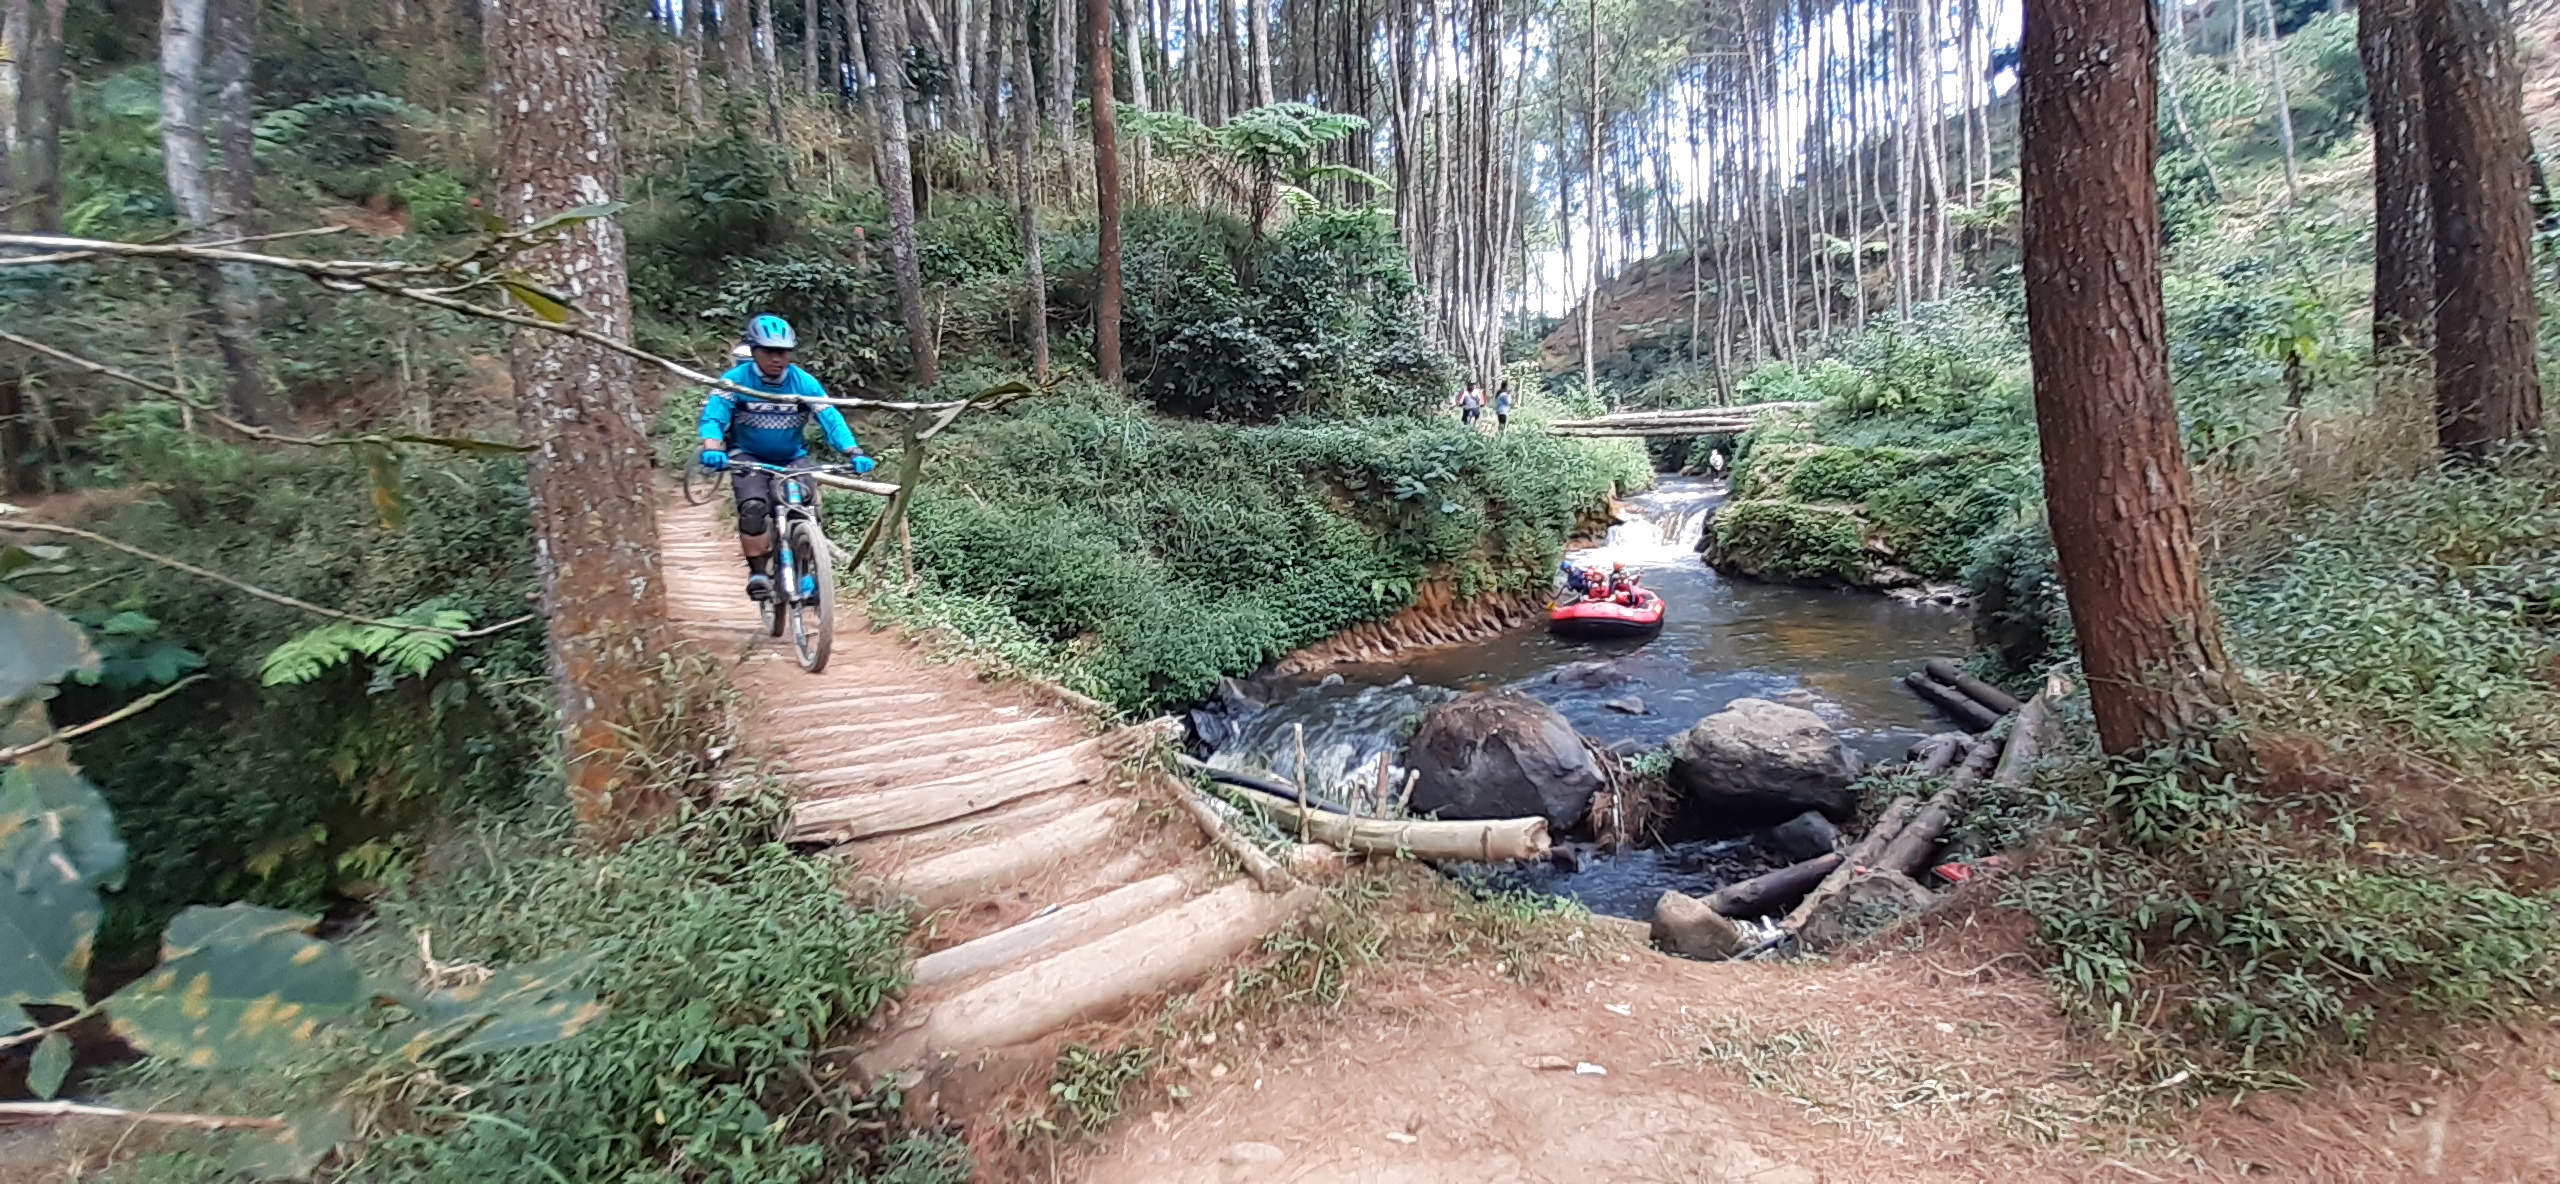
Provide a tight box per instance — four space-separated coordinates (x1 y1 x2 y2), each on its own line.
1194 476 1972 916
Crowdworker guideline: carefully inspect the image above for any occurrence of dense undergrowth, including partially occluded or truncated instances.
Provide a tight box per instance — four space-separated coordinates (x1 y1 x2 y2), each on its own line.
93 795 964 1184
826 383 1645 711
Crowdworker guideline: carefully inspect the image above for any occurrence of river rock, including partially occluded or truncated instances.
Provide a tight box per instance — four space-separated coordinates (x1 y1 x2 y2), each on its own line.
1603 695 1648 716
1548 659 1636 690
1668 698 1863 830
1651 890 1745 960
1764 810 1841 861
1404 692 1604 830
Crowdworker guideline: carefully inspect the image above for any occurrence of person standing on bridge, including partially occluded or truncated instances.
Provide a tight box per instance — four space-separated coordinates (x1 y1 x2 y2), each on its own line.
697 315 876 602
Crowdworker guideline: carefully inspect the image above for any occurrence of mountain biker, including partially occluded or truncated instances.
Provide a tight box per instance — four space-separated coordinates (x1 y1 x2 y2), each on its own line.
697 315 875 601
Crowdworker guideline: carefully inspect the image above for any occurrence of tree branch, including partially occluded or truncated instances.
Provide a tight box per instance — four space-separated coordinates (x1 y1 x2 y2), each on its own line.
0 674 210 765
0 231 983 414
0 1100 287 1130
0 328 528 454
0 521 534 640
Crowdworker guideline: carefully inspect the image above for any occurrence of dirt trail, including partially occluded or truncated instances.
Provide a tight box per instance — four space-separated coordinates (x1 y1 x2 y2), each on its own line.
1082 902 2560 1184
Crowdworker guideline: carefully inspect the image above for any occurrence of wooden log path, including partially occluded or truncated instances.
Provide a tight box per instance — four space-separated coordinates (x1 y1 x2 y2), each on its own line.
657 494 1313 1106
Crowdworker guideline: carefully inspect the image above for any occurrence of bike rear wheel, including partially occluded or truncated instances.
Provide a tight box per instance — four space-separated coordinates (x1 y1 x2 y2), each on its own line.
787 518 835 672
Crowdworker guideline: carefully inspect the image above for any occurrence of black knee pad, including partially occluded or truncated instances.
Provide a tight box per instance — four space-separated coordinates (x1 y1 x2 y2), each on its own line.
736 497 772 537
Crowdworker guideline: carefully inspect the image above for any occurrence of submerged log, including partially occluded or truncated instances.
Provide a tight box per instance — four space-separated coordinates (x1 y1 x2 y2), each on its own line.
1904 673 2001 732
1705 852 1842 918
1923 658 2025 716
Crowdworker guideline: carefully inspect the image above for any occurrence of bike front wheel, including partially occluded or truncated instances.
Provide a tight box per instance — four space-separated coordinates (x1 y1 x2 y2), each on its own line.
787 518 835 673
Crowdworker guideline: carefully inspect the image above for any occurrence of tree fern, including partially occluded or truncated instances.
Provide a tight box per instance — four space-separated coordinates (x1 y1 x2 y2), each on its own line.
259 607 474 687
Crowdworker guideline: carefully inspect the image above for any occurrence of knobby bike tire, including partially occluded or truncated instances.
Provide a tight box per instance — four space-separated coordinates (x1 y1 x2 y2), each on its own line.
789 517 836 673
762 520 790 639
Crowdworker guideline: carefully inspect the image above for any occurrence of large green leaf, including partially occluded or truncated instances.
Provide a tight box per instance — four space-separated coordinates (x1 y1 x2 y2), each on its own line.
228 1104 351 1181
0 593 96 704
28 1030 70 1099
2 1001 28 1034
1 758 128 889
104 905 365 1069
0 760 120 1006
390 952 606 1060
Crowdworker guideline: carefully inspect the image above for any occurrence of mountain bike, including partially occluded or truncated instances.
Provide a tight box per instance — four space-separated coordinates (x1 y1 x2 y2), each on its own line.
727 460 845 673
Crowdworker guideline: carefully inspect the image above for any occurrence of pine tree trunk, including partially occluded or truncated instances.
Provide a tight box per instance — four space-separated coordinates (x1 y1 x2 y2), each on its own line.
210 0 255 219
1 0 23 208
162 0 284 427
14 0 65 231
2420 0 2541 452
1580 0 1599 393
1088 0 1124 380
805 0 823 93
756 0 795 182
861 0 939 384
1007 0 1050 380
677 0 706 121
2362 0 2430 358
1247 0 1272 108
2262 0 2301 202
2021 0 2233 754
722 0 755 88
484 0 678 834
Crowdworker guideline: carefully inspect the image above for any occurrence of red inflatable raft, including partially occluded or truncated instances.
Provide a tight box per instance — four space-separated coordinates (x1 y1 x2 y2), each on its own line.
1548 590 1666 639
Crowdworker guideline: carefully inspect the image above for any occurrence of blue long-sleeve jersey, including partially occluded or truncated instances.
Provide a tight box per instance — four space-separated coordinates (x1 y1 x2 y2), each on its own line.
697 362 859 463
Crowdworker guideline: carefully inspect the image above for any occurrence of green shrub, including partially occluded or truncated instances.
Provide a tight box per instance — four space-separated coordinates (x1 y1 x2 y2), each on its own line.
392 171 474 237
344 800 947 1183
1987 740 2559 1068
41 411 545 953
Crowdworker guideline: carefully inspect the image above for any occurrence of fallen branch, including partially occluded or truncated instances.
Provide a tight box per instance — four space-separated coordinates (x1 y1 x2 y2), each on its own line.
0 232 979 414
1923 658 2025 716
0 1100 286 1130
0 674 208 764
1904 672 2001 732
1173 781 1295 892
0 328 528 454
1874 724 2011 878
1705 852 1841 918
1215 781 1550 862
0 521 534 640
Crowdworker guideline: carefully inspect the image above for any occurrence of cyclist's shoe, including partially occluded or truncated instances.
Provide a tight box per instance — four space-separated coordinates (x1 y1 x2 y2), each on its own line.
798 574 818 599
746 573 773 601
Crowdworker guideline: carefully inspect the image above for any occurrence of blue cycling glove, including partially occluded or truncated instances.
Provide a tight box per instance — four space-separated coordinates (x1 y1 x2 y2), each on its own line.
851 455 877 475
699 448 728 471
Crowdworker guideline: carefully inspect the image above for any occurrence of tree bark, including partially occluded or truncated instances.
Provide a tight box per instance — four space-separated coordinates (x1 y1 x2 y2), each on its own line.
1 0 23 207
1580 0 1599 394
485 0 677 834
2363 0 2431 358
1087 0 1124 381
210 0 256 219
861 0 939 384
2020 0 2234 755
1246 0 1272 108
805 0 822 93
1007 0 1050 380
2420 0 2542 453
162 0 283 427
14 0 64 231
755 0 795 183
677 0 706 122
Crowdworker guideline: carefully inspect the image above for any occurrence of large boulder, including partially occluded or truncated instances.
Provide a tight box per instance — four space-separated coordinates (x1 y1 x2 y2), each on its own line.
1405 692 1603 830
1668 698 1863 832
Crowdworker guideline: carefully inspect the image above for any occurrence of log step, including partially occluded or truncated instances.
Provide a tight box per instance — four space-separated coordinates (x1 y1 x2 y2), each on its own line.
867 881 1316 1073
875 796 1128 913
909 873 1193 990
